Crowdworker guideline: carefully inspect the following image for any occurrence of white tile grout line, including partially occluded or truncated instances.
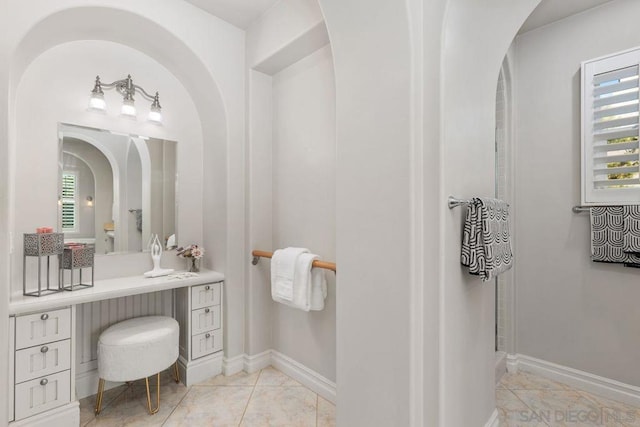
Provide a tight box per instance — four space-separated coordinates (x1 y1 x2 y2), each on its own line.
160 382 192 426
238 368 263 426
500 388 551 427
87 367 327 426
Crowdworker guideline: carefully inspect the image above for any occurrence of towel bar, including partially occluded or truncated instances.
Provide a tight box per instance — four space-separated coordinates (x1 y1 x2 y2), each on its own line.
572 206 589 213
448 196 472 209
251 250 337 273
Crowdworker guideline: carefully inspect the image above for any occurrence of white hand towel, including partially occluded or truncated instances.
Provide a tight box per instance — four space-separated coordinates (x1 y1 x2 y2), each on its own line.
271 247 308 301
271 250 327 311
309 264 327 311
295 253 327 311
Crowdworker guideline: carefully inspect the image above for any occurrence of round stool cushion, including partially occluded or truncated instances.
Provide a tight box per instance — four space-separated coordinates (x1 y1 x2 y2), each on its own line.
98 316 179 382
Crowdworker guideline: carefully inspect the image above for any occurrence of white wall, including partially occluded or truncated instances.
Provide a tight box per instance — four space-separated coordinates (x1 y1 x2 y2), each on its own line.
440 1 539 425
514 0 640 386
441 0 538 426
246 68 274 356
245 0 336 383
318 0 415 424
0 1 8 422
246 0 325 69
271 45 336 381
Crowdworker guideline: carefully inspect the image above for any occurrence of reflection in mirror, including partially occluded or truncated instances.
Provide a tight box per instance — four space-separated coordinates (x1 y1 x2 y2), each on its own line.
58 123 177 255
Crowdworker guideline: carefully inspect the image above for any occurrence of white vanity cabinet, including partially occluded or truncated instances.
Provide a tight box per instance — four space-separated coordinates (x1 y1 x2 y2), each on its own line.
10 307 73 422
7 270 225 426
175 281 224 385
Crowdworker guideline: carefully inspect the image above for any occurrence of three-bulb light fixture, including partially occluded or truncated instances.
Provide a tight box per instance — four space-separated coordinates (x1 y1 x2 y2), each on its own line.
88 75 162 124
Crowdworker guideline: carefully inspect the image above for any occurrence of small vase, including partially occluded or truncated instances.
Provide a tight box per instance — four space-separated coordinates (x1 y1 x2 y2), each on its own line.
188 258 200 273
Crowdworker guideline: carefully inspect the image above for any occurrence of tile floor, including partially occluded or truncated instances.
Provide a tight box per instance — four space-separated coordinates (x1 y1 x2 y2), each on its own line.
79 366 335 426
80 367 640 426
497 371 640 427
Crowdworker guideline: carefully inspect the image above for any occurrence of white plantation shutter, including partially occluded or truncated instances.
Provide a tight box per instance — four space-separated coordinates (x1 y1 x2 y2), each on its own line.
582 48 640 204
61 172 77 231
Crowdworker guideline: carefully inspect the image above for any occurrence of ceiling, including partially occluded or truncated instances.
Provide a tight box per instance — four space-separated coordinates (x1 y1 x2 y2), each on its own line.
519 0 616 34
184 0 281 29
186 0 617 34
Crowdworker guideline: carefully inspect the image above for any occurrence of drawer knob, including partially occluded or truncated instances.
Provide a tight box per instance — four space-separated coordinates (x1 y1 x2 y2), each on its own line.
40 346 49 353
205 333 211 338
205 308 210 313
40 313 49 321
40 378 48 386
205 285 210 290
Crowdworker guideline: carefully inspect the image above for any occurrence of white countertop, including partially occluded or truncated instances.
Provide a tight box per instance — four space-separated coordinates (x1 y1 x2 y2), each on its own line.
10 270 224 315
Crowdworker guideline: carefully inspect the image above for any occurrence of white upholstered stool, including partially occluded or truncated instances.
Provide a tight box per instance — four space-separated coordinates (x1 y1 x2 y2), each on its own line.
94 316 180 415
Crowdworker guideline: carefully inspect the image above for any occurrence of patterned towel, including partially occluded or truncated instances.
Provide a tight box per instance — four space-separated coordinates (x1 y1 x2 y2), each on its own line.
590 206 640 265
461 198 513 282
623 206 640 255
133 209 143 232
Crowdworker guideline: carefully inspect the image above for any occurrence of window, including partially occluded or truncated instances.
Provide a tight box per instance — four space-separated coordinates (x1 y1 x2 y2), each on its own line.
582 48 640 205
61 172 78 232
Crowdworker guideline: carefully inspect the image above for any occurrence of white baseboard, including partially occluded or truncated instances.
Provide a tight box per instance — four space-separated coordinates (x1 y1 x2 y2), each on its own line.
223 354 245 376
10 401 79 427
244 350 272 373
506 353 519 373
484 409 499 427
76 353 224 398
270 350 336 404
510 354 640 407
75 369 97 400
76 369 126 400
179 352 223 386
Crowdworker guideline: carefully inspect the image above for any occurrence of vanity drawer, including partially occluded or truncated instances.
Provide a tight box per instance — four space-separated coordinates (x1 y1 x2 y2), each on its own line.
15 308 71 350
191 305 221 335
191 329 222 359
191 283 221 310
14 370 71 420
15 339 71 383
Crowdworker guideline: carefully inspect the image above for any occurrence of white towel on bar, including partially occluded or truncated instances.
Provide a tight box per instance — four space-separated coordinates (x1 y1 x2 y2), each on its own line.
271 249 327 311
300 253 327 311
271 247 308 301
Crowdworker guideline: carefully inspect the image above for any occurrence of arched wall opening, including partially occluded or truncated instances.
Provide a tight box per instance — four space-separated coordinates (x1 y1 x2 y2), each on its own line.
512 0 640 395
433 0 541 425
8 6 228 273
1 1 253 423
5 3 248 365
11 38 204 283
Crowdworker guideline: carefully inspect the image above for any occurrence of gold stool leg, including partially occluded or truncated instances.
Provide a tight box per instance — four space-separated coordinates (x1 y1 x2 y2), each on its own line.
94 378 105 415
145 373 161 415
173 361 180 384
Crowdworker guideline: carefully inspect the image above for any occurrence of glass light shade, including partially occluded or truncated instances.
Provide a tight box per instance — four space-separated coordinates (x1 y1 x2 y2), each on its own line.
147 107 162 124
120 99 137 118
88 93 106 111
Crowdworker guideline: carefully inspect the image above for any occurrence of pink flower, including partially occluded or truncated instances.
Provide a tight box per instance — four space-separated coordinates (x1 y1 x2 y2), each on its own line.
176 244 205 259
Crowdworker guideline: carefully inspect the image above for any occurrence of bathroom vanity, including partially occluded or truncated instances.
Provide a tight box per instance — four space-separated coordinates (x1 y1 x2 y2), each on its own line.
7 270 224 427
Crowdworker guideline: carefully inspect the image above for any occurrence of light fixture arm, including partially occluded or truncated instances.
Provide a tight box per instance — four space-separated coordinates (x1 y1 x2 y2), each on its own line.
95 75 160 102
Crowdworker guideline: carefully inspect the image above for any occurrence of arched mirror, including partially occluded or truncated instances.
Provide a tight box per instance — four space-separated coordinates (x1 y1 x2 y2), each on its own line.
58 123 177 254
